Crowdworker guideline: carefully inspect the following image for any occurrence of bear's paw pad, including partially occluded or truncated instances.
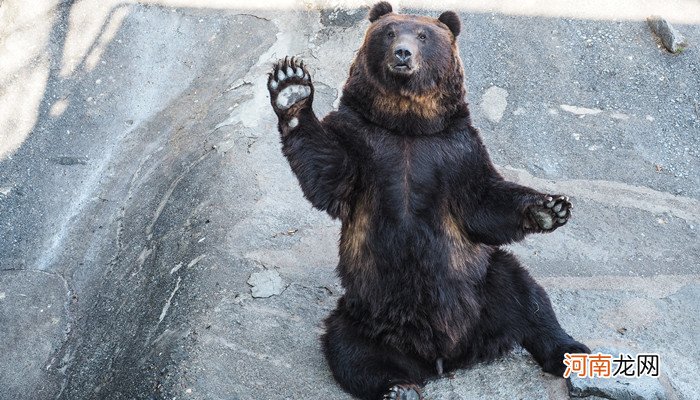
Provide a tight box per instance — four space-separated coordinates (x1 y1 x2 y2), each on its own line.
530 195 571 231
383 384 422 400
276 85 311 109
268 57 311 111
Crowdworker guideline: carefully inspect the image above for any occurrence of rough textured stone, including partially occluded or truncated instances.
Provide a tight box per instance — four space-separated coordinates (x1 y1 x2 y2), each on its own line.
647 16 688 53
569 374 669 400
0 270 70 399
424 350 567 400
248 270 285 298
480 85 509 123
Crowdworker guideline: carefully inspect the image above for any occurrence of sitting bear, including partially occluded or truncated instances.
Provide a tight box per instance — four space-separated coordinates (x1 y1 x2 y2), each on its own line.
267 2 589 399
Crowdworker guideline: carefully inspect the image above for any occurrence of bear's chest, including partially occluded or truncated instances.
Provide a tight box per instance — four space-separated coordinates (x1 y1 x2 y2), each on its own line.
362 133 472 218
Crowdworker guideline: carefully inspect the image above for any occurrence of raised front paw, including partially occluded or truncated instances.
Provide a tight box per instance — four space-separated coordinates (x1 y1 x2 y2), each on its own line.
528 195 571 232
383 384 422 400
267 57 313 119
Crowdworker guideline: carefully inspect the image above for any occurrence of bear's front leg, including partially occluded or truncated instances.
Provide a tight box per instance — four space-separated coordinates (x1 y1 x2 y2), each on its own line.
267 57 313 134
266 57 357 220
525 195 572 232
462 179 575 245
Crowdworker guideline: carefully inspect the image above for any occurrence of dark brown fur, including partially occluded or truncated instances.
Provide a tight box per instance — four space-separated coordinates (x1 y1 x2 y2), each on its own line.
267 3 589 399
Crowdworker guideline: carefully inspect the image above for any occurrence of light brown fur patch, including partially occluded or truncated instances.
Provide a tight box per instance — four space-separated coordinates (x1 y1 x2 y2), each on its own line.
443 210 491 272
373 91 445 119
340 193 373 269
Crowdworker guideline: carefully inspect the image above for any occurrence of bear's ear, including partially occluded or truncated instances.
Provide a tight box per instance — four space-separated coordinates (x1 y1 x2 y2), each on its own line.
369 2 393 23
438 11 461 37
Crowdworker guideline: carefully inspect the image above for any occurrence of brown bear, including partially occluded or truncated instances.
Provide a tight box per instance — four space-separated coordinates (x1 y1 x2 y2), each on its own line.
267 2 589 399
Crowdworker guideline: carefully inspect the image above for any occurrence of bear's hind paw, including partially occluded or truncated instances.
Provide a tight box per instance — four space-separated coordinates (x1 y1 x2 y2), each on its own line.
383 384 422 400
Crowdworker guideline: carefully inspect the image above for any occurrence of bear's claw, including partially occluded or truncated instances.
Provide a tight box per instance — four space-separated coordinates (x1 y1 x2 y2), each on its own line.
268 57 313 115
383 384 422 400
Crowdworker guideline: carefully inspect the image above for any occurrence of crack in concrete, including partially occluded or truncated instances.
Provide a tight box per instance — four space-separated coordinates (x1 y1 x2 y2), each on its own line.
158 275 181 324
234 13 271 22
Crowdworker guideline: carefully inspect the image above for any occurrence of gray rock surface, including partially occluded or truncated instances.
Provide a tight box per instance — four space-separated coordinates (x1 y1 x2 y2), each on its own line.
648 16 689 53
480 85 509 123
248 269 285 298
570 375 670 400
1 1 699 400
424 349 570 399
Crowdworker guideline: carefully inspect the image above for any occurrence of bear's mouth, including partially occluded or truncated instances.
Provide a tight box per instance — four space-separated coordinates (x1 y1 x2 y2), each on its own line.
388 62 414 75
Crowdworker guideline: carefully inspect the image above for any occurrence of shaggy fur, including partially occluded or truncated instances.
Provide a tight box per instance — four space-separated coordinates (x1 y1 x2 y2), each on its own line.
267 3 589 399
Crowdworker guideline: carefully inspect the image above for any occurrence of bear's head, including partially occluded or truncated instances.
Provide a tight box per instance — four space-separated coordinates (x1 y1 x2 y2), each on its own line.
341 2 467 134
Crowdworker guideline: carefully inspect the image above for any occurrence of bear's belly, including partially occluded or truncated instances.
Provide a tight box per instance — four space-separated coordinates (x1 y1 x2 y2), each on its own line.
339 216 488 360
345 257 483 360
367 208 491 275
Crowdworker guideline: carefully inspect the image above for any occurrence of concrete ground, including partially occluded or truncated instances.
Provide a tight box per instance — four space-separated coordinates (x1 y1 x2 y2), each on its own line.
0 1 698 399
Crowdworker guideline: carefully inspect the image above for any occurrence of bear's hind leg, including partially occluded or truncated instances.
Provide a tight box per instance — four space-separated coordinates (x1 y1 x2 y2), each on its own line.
520 288 591 377
479 249 590 377
322 307 429 400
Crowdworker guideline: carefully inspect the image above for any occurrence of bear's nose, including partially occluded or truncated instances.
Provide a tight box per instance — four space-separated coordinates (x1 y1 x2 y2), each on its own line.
394 47 412 63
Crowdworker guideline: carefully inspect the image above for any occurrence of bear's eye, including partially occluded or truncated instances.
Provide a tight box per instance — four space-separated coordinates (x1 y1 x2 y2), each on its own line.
418 33 427 41
387 31 396 38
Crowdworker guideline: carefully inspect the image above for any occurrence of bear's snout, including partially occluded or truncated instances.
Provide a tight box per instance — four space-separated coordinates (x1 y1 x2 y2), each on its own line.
389 39 418 74
394 46 412 63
